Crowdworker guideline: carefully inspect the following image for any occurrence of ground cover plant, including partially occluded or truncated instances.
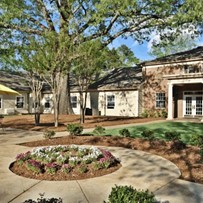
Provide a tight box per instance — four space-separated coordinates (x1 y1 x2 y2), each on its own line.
11 145 120 181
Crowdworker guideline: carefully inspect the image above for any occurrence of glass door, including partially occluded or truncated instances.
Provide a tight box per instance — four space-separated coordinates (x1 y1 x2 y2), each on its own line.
185 96 192 115
196 96 203 115
184 95 203 116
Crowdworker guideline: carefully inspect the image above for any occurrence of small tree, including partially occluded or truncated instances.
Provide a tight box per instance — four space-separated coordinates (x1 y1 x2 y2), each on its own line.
72 40 115 124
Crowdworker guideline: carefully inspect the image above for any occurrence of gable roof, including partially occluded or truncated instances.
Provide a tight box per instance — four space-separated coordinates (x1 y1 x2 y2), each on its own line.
89 66 142 90
0 70 30 92
142 46 203 66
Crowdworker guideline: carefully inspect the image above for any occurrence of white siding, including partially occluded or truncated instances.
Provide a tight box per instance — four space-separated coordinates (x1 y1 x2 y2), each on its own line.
0 92 29 115
98 90 139 117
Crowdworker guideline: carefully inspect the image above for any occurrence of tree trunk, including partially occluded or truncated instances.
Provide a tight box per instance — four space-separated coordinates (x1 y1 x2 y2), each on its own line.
67 73 74 114
34 112 40 126
54 101 59 127
59 73 74 115
80 92 85 124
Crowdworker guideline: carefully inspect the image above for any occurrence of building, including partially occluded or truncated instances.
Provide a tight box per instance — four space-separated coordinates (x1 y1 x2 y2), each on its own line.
0 71 30 115
141 46 203 121
0 46 202 121
71 67 143 117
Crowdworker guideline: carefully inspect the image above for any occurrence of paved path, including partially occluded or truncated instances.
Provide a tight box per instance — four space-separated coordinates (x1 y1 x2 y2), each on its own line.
0 128 203 203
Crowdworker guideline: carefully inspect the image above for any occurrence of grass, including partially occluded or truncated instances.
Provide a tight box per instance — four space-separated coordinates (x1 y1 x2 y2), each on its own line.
101 121 203 144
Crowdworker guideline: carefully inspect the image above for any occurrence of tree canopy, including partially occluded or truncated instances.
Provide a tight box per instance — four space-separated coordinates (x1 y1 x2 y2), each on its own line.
1 0 199 52
149 33 197 58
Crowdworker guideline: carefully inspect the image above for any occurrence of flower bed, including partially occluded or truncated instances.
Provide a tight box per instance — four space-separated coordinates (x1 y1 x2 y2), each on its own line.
10 145 121 181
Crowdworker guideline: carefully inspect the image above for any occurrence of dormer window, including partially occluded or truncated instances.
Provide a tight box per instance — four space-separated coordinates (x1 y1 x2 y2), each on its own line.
183 65 202 74
184 66 195 74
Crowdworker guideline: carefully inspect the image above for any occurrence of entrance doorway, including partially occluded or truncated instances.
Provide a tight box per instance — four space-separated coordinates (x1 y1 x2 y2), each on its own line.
183 92 203 117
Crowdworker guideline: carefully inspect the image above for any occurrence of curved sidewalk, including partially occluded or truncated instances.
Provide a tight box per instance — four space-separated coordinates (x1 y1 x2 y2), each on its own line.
0 129 203 203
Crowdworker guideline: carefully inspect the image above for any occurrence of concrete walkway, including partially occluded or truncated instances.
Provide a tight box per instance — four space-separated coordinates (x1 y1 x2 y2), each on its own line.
0 128 203 203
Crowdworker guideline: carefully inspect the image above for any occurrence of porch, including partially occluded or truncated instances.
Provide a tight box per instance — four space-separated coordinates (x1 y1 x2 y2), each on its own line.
166 75 203 122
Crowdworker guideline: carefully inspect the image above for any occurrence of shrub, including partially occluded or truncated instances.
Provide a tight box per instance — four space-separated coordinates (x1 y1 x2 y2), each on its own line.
170 140 186 151
164 131 181 141
141 109 149 118
161 109 168 118
141 130 155 141
104 185 157 203
165 131 186 151
23 194 63 203
93 126 106 135
43 130 55 139
189 134 203 147
119 128 131 137
67 124 83 136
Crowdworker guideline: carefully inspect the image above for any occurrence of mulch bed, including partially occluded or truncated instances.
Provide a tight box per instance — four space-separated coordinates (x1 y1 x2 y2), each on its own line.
11 135 203 184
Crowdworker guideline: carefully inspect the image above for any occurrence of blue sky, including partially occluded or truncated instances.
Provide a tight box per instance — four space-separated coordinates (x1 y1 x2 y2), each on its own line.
109 37 154 62
109 35 203 62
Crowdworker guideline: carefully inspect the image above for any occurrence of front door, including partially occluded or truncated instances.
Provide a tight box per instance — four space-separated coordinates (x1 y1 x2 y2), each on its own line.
184 95 203 117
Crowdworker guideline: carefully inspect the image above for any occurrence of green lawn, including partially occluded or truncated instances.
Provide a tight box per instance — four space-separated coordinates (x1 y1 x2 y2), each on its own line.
102 121 203 144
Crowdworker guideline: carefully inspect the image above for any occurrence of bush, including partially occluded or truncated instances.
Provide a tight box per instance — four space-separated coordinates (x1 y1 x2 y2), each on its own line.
164 131 181 141
161 109 168 118
23 194 63 203
67 124 83 136
93 126 106 135
141 109 149 118
141 130 155 141
189 134 203 147
43 130 55 139
170 140 186 151
119 128 131 137
104 185 157 203
165 131 186 150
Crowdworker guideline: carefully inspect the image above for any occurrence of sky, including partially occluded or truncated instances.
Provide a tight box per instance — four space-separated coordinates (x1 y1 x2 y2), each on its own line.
109 35 203 62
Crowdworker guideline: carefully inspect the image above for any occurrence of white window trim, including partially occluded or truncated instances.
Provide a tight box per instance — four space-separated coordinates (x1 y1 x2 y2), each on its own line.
44 97 51 109
71 96 77 108
16 96 25 109
155 92 166 109
107 95 115 109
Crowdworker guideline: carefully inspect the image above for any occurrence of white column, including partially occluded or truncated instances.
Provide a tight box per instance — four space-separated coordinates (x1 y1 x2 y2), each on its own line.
167 83 173 120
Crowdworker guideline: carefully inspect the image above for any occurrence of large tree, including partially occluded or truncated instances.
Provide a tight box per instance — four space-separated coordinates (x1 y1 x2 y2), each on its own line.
1 0 202 126
149 33 197 58
116 45 139 66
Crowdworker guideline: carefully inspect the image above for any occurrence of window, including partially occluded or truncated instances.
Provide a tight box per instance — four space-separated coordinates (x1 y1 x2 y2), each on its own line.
156 93 165 108
16 96 24 108
184 66 199 74
71 96 77 108
44 97 51 108
107 95 115 109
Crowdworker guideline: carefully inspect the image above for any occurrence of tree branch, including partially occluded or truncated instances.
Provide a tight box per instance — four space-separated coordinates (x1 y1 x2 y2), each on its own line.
0 22 43 35
36 0 56 31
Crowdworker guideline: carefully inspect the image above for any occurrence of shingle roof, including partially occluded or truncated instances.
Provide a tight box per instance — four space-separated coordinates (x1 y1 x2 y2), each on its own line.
0 70 30 92
142 46 203 66
89 67 143 90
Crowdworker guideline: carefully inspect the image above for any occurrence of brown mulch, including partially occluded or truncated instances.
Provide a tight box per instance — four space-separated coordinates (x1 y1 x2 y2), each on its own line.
10 160 121 181
5 114 203 183
14 135 203 184
3 114 163 132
